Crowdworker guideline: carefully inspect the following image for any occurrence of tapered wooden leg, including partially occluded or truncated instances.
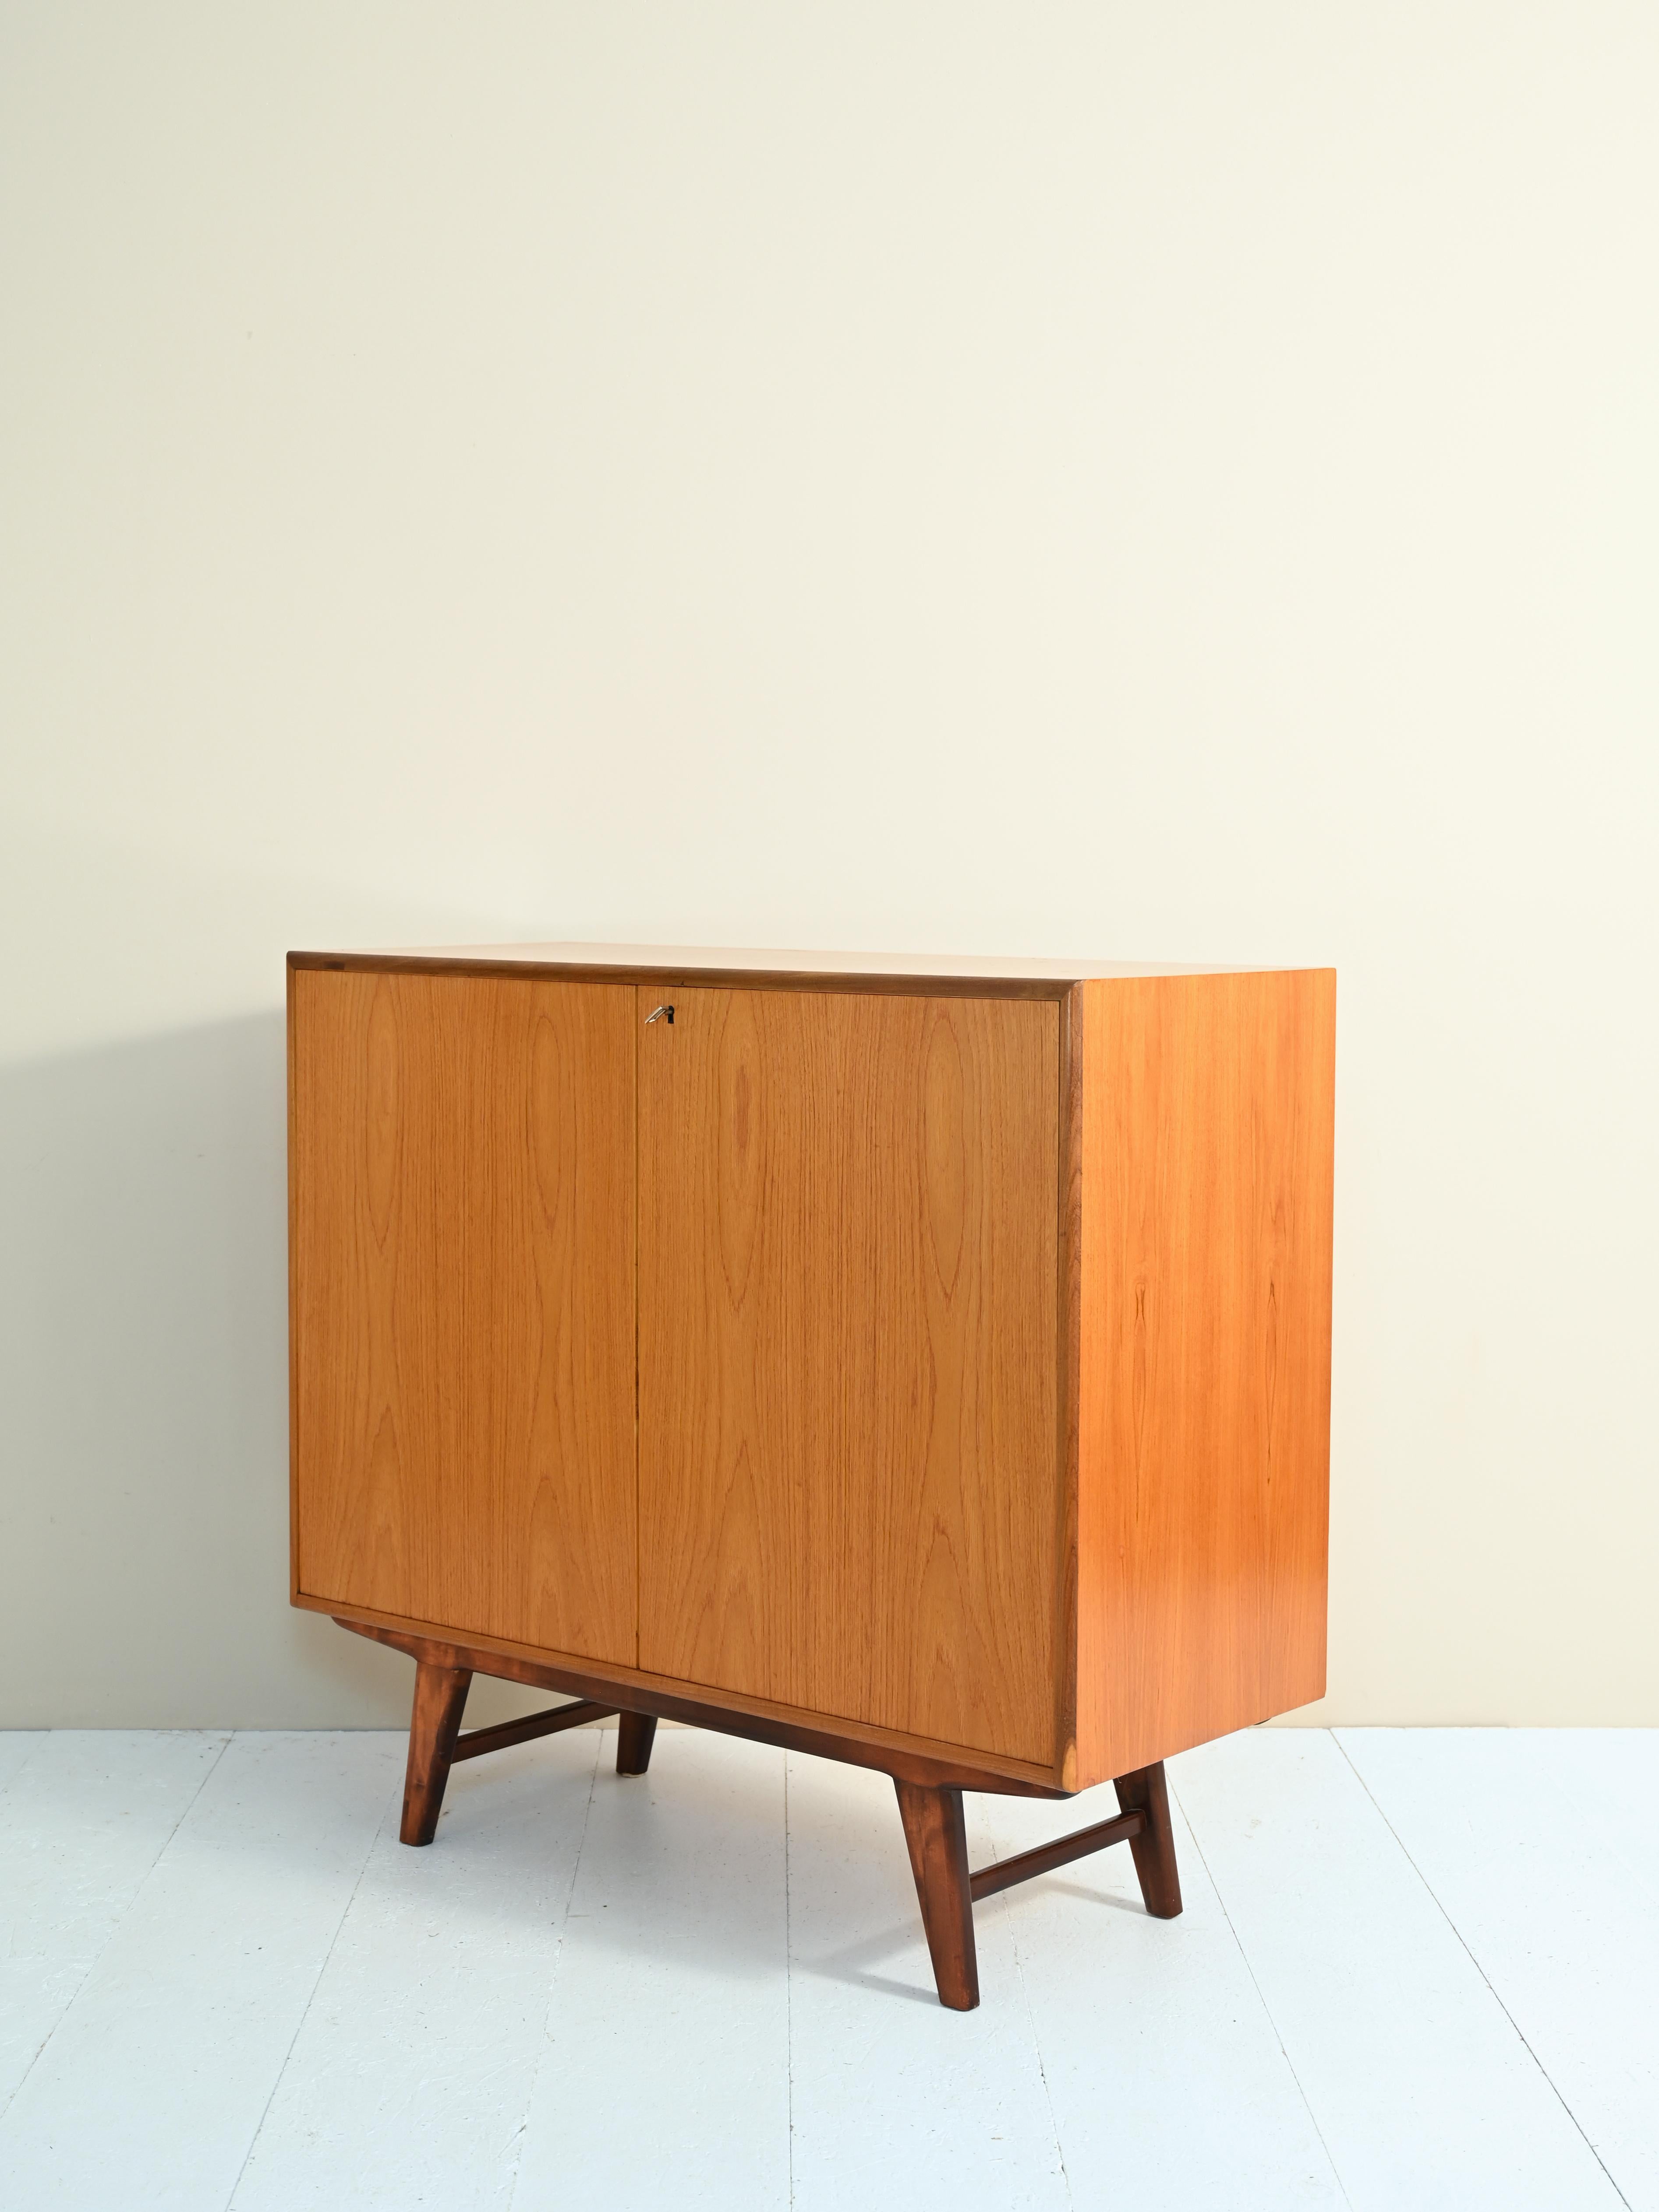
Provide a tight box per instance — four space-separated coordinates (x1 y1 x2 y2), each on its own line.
1113 1759 1183 1918
894 1780 980 2010
616 1711 658 1776
400 1661 473 1845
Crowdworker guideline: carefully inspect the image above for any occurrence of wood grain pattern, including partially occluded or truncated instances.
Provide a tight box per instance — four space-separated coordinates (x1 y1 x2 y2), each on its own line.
967 1807 1144 1902
894 1781 980 2009
400 1660 472 1845
1110 1760 1185 1920
1114 1760 1184 1918
635 987 1061 1768
332 1614 1072 1796
449 1701 616 1762
1074 971 1336 1786
290 969 637 1664
291 950 1333 1813
615 1713 658 1776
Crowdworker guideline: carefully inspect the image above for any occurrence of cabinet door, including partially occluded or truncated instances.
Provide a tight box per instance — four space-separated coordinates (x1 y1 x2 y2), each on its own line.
638 987 1060 1766
291 970 637 1664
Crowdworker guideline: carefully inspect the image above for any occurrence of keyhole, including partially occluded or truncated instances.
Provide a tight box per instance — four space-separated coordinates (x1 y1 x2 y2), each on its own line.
645 1004 675 1025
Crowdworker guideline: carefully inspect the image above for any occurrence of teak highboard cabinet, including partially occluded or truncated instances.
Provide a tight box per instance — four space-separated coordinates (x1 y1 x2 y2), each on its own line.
289 944 1335 2010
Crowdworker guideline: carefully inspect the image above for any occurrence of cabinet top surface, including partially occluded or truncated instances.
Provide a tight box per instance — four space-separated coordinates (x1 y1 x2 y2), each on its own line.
289 941 1328 989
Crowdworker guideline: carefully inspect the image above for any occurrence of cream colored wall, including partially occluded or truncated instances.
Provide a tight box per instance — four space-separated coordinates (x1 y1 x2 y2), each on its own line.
3 4 1655 1728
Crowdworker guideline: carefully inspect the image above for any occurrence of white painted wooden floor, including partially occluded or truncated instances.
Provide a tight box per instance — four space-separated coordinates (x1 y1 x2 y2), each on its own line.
0 1727 1652 2211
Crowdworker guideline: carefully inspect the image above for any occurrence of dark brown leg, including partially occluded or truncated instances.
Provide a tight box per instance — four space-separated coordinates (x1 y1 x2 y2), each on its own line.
894 1780 980 2010
400 1661 473 1845
616 1711 658 1776
1114 1760 1183 1918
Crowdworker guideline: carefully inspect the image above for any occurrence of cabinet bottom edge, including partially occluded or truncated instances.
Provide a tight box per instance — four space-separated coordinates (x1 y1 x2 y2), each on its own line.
297 1587 1069 1797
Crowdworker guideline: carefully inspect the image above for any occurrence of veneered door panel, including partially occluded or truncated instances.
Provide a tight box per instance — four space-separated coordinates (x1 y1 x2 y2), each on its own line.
637 986 1059 1765
290 969 637 1663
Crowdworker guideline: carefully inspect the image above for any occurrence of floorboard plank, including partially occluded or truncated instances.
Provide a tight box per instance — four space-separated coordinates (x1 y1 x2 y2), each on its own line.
1337 1728 1658 2211
978 1782 1347 2209
0 1731 229 2116
0 1732 46 1799
0 1731 400 2211
0 1724 1650 2208
1172 1730 1627 2212
509 1729 790 2212
785 1754 1068 2212
231 1727 604 2212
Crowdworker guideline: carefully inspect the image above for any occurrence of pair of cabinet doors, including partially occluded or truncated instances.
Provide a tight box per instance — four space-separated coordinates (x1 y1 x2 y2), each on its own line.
290 970 1064 1771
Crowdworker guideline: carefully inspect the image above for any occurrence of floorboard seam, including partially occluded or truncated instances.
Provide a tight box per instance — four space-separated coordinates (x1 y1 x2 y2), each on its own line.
989 1803 1074 2209
784 1753 795 2212
222 1739 394 2211
0 1728 234 2131
1330 1732 1633 2212
1169 1762 1355 2212
505 1725 604 2212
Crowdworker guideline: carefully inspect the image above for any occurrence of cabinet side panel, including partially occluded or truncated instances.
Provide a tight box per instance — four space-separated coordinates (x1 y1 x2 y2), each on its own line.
289 969 637 1664
1054 985 1086 1791
637 987 1060 1768
1076 971 1334 1784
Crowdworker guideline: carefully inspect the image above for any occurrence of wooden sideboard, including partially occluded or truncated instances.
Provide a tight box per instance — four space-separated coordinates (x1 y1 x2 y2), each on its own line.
288 943 1334 2010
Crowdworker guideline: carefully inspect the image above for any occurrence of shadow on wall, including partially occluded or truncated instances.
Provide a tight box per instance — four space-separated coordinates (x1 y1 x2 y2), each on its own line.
0 1013 541 1728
